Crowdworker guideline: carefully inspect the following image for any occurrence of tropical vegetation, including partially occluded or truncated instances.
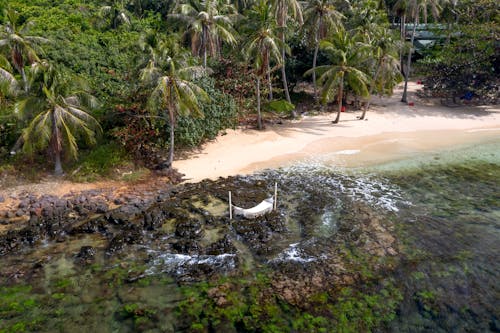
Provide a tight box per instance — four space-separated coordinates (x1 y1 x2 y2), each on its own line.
0 0 497 176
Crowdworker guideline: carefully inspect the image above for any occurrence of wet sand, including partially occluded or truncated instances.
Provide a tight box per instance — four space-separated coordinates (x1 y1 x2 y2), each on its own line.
175 82 500 182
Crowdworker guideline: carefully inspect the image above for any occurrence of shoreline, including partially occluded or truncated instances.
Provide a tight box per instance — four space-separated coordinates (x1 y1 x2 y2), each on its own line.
1 81 499 199
175 81 500 182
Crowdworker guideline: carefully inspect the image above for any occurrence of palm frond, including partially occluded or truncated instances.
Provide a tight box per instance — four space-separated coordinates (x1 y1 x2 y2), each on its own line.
0 67 18 95
59 115 79 160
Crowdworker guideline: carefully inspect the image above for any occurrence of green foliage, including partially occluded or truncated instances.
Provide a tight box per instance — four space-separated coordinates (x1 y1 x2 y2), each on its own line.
69 142 128 181
266 99 295 114
418 22 499 103
175 76 238 147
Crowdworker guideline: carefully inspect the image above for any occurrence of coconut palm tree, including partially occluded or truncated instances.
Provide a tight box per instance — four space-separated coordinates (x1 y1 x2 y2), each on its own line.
142 43 209 166
0 54 19 99
16 63 101 175
0 7 48 92
360 27 402 120
170 0 237 68
306 28 370 124
243 0 283 130
99 0 132 29
397 0 446 103
303 0 344 104
270 0 303 109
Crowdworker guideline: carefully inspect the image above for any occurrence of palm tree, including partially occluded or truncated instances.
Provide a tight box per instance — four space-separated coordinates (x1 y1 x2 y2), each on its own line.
0 54 19 99
0 7 48 92
303 0 344 104
306 28 370 124
397 0 445 103
360 27 402 120
16 64 101 175
270 0 303 109
243 0 283 130
142 44 209 166
170 0 237 68
99 0 132 29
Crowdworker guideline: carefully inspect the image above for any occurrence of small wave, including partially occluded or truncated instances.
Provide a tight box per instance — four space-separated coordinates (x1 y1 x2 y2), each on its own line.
270 243 317 263
145 252 237 276
333 149 361 155
466 128 500 133
266 165 411 212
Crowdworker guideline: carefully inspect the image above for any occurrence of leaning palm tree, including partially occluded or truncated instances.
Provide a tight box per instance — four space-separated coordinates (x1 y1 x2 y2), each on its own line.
0 7 48 92
17 64 101 175
270 0 303 108
243 1 283 130
303 0 344 104
142 50 209 167
169 0 238 68
306 28 370 124
360 27 402 120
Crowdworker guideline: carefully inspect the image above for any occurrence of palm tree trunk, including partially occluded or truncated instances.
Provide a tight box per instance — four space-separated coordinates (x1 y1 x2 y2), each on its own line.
256 76 262 130
312 21 320 105
333 75 344 124
167 108 175 167
267 51 273 101
360 58 383 120
399 14 406 76
21 67 28 93
202 25 208 68
280 36 291 104
401 20 417 103
54 152 63 176
51 112 64 175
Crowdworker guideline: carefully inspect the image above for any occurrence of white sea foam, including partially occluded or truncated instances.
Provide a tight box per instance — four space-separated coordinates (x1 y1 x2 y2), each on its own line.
270 243 317 263
145 252 236 276
270 163 410 212
333 149 361 155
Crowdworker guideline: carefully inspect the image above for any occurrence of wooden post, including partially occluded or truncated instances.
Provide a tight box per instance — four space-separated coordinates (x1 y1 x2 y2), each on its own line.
229 191 232 220
273 182 277 210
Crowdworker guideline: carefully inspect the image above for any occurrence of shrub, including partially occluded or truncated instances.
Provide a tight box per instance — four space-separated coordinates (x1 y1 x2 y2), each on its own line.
175 76 238 147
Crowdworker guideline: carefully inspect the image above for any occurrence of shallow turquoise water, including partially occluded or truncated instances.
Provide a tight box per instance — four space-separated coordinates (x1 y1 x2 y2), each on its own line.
1 139 498 332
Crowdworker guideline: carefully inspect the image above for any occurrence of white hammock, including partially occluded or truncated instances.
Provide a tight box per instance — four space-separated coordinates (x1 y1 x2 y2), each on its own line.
232 198 274 219
228 183 278 219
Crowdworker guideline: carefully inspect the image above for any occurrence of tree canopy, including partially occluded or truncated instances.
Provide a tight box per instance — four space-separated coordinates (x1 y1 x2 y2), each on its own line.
0 0 497 175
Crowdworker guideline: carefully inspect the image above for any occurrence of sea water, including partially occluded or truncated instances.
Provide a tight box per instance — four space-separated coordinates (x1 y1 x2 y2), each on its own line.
0 139 498 332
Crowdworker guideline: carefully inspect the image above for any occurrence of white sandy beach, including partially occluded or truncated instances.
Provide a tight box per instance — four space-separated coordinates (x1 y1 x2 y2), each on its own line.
175 81 500 182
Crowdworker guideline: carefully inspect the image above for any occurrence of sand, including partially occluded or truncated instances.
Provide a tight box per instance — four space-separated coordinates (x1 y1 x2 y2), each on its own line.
1 81 498 202
175 81 500 182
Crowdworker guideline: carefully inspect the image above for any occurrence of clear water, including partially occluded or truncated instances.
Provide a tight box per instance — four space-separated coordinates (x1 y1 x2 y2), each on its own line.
1 140 499 332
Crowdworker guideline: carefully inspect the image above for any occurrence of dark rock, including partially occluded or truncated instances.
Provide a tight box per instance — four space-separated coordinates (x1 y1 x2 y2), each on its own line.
76 195 87 204
95 203 108 214
18 199 29 209
205 235 237 255
70 216 108 234
0 195 4 203
143 207 167 231
107 234 125 253
56 234 68 243
75 245 96 264
107 225 142 254
175 219 203 239
172 240 201 254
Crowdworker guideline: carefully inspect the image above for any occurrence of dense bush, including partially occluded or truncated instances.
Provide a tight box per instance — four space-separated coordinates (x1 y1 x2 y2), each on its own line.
418 23 499 103
176 76 238 147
